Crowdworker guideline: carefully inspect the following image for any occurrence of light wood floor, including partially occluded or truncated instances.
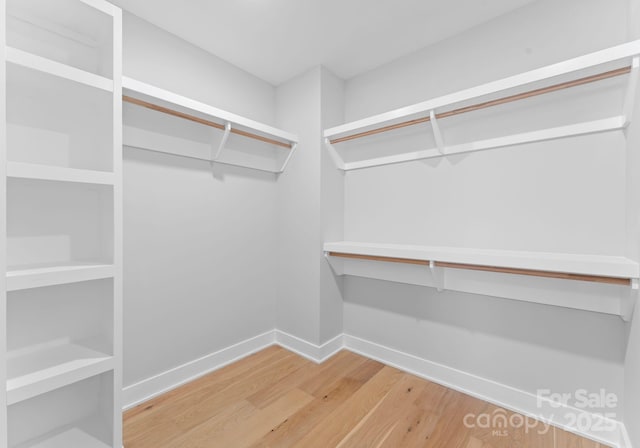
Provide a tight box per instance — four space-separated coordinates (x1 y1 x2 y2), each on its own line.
124 346 609 448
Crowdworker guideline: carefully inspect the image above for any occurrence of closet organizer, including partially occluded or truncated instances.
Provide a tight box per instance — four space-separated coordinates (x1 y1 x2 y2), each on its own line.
323 40 640 321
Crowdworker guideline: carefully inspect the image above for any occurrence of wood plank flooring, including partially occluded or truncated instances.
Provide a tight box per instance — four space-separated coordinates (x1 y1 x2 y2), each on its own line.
124 346 610 448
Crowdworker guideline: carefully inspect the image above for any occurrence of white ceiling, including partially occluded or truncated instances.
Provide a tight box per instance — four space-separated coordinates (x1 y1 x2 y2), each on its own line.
111 0 536 85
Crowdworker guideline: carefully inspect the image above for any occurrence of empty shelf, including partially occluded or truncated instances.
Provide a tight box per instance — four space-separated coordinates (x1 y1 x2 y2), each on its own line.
123 76 296 146
324 242 639 282
6 263 115 291
323 40 640 170
7 162 115 185
6 47 113 92
325 41 640 143
14 427 110 448
7 342 114 405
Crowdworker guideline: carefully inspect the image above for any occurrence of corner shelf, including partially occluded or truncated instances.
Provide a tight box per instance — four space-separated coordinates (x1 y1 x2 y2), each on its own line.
7 162 114 185
6 341 113 405
323 40 640 170
122 76 299 173
324 241 639 320
6 263 115 292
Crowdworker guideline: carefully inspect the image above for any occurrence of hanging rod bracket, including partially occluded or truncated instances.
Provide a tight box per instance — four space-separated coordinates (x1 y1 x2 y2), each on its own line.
429 260 444 292
430 110 446 155
212 122 232 162
278 143 298 174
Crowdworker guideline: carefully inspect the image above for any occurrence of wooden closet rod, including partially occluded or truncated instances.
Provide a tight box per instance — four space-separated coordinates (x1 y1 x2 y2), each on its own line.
327 252 631 286
122 95 291 149
330 65 632 144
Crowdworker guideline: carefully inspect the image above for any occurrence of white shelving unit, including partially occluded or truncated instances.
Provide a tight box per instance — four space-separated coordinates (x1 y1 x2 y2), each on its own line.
324 241 640 320
2 1 122 447
122 76 299 174
324 40 640 170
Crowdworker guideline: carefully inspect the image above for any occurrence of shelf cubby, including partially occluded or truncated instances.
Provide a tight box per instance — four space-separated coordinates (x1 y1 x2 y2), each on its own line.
7 279 114 405
7 178 113 271
6 0 114 79
6 61 113 172
8 373 114 448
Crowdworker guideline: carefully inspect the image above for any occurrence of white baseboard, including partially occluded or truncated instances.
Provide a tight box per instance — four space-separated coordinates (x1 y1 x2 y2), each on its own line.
121 329 630 448
122 330 275 410
342 334 629 448
274 330 344 363
122 329 341 410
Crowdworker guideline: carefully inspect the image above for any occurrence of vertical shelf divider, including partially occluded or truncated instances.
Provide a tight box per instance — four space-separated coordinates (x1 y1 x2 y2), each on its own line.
1 0 8 446
111 4 123 446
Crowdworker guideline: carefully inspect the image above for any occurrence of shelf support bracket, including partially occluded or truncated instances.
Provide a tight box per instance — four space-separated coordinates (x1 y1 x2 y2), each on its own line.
278 143 298 174
622 281 638 322
429 260 444 292
624 56 640 127
324 138 347 170
212 122 232 162
324 251 344 276
430 110 446 155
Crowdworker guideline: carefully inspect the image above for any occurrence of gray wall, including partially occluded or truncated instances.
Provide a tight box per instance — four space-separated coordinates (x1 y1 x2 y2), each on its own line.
341 0 630 416
122 13 278 387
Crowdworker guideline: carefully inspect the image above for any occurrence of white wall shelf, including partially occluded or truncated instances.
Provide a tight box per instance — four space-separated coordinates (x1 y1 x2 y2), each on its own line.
6 264 115 292
122 76 299 173
324 241 639 280
6 341 113 405
5 47 113 92
324 40 640 170
7 162 114 185
324 241 639 320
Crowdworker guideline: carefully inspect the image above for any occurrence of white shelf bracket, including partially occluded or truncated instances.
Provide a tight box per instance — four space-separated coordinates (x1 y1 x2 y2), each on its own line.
622 282 638 322
430 110 446 155
429 260 444 292
324 251 345 276
324 138 346 170
623 56 640 127
278 143 298 174
212 122 232 162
